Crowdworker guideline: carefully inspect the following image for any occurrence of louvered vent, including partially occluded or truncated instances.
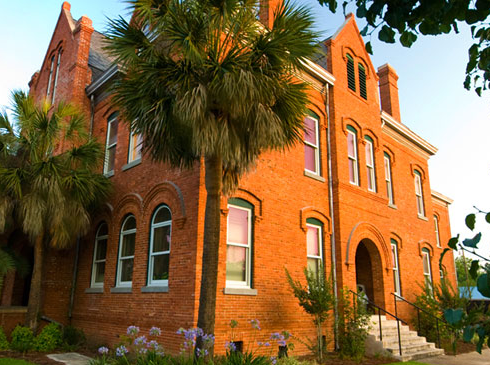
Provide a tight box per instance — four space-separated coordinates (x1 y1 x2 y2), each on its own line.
346 54 356 92
359 63 367 99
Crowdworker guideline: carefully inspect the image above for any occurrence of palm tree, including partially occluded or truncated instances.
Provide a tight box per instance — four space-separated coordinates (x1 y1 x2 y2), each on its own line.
106 0 318 347
0 91 112 331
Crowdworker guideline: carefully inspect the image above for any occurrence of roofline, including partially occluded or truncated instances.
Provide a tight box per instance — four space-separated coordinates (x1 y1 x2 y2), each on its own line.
86 64 118 95
431 190 454 205
300 58 335 85
381 111 438 156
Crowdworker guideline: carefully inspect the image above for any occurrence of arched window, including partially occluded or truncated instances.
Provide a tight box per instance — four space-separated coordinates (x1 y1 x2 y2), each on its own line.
414 170 425 217
51 48 62 104
91 222 108 288
306 218 323 279
391 239 401 296
422 248 432 289
365 136 376 192
104 112 118 175
358 63 367 99
347 126 359 185
46 55 55 98
434 215 441 247
116 215 136 287
304 112 320 176
346 54 356 92
128 126 143 164
226 198 253 288
148 205 172 287
384 153 394 205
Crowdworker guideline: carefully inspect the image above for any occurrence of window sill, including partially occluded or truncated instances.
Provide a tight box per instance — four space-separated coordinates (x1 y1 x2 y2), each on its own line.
104 171 114 178
141 286 168 293
417 215 428 221
122 159 142 171
388 204 397 210
85 287 103 294
110 287 132 293
304 170 325 182
223 288 258 296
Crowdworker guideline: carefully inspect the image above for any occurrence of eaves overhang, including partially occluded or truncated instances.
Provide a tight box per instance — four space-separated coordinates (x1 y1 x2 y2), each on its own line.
86 64 119 96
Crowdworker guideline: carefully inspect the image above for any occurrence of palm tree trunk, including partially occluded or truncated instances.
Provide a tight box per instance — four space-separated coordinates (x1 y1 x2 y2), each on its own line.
25 232 44 332
196 155 222 355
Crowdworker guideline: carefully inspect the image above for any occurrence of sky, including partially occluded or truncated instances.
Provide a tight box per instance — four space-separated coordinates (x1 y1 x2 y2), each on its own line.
0 1 489 261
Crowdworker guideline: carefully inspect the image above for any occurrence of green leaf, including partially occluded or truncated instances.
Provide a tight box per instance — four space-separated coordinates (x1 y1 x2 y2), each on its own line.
470 260 481 279
378 25 396 43
444 308 464 325
465 213 476 230
400 31 417 47
447 235 459 250
485 212 490 223
356 4 367 18
462 232 482 248
365 41 373 55
476 327 486 353
477 273 490 298
439 248 451 270
463 325 475 342
360 25 369 37
476 86 483 96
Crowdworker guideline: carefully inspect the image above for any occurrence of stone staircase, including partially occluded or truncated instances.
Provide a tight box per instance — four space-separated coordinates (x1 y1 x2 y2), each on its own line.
365 315 444 362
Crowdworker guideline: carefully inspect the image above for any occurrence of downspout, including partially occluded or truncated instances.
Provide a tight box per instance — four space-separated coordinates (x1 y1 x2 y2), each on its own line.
325 84 339 350
89 94 95 136
68 236 80 323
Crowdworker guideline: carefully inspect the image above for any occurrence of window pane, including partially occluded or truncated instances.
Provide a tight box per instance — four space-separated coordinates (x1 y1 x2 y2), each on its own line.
304 145 316 171
152 254 169 281
94 262 105 283
98 223 108 236
307 226 319 256
95 239 107 260
347 133 355 157
367 168 374 190
154 206 171 224
228 207 248 245
414 175 421 195
106 146 116 172
349 160 356 183
120 258 133 282
153 225 171 252
307 258 320 277
384 157 390 178
422 253 430 274
108 119 118 146
304 117 317 145
365 143 373 165
130 133 142 161
391 245 397 269
122 233 135 257
226 245 246 282
123 216 136 231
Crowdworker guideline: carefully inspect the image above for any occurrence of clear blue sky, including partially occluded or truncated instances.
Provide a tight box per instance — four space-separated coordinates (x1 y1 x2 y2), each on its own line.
1 1 489 260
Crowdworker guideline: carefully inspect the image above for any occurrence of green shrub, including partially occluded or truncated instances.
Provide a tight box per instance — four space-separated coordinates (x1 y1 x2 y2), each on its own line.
10 326 34 352
34 323 62 352
62 325 86 350
0 326 9 350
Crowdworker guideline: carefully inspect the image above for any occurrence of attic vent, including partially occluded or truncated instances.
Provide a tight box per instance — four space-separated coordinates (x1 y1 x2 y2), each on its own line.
346 54 356 92
359 63 367 99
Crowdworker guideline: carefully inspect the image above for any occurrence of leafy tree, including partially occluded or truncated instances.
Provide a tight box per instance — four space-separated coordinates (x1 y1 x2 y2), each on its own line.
0 246 30 293
455 255 482 287
105 0 319 350
317 0 490 94
0 91 111 331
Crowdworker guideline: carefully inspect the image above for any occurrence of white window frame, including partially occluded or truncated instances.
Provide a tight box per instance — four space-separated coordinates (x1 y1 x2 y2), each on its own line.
91 223 108 288
46 55 55 97
226 204 252 289
128 129 143 163
391 241 401 296
422 249 433 289
434 215 441 247
365 138 376 192
51 49 62 104
384 154 394 205
347 129 359 185
104 114 118 175
116 215 136 288
414 171 425 217
306 222 323 277
304 116 320 175
148 206 172 287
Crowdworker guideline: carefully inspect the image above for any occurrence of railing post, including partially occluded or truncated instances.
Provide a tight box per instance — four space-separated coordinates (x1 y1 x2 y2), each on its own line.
394 297 402 356
378 308 383 341
417 308 421 336
436 319 441 349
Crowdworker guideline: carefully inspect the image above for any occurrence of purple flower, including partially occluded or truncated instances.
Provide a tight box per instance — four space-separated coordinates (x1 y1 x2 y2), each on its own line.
270 356 277 365
138 348 148 355
270 332 283 340
250 319 261 330
127 325 140 336
225 341 237 352
196 348 209 358
149 327 161 336
134 335 147 346
258 341 271 347
147 340 160 350
278 340 287 347
116 345 129 357
98 346 109 355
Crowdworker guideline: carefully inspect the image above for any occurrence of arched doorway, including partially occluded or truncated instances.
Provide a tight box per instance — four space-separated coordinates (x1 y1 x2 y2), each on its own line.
355 239 385 309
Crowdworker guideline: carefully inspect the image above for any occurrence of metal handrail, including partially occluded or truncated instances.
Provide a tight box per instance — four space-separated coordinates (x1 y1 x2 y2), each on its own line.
349 290 406 356
391 292 454 349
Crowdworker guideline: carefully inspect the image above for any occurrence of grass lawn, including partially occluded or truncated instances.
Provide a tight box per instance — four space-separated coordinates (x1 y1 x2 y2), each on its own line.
386 362 432 365
0 359 37 365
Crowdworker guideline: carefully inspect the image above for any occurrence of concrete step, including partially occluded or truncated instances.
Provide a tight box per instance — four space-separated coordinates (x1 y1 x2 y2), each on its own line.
392 347 444 362
367 328 417 340
387 341 436 355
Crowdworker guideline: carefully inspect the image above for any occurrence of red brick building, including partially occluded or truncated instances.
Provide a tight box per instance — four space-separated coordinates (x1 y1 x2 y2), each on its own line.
1 0 456 356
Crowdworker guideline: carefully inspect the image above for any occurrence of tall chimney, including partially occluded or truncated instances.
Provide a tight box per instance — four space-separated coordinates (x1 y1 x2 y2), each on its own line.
377 63 401 121
259 0 282 28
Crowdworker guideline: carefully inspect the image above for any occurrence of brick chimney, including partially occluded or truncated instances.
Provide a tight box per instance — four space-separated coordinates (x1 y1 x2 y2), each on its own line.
377 63 401 121
259 0 282 28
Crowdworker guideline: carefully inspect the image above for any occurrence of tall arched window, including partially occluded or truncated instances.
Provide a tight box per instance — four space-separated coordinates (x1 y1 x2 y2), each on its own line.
91 222 108 288
46 55 55 98
148 205 172 287
116 215 136 287
306 218 324 279
365 136 376 192
51 48 62 104
414 170 425 217
104 112 118 175
304 112 320 176
384 153 394 205
358 63 367 99
422 248 432 289
391 239 401 296
346 54 356 92
347 126 359 185
434 215 441 247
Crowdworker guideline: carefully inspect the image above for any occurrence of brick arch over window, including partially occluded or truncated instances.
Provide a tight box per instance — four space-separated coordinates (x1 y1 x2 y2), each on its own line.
345 222 392 273
299 207 331 234
143 181 187 228
224 188 263 221
341 117 362 136
390 232 403 250
363 128 379 150
418 241 434 257
410 163 427 181
113 193 144 218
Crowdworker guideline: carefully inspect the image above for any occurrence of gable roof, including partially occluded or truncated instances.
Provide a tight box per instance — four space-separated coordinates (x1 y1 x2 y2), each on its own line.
89 31 116 82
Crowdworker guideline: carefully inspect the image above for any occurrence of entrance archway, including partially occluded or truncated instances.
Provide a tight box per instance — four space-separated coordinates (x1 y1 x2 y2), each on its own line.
355 239 385 309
